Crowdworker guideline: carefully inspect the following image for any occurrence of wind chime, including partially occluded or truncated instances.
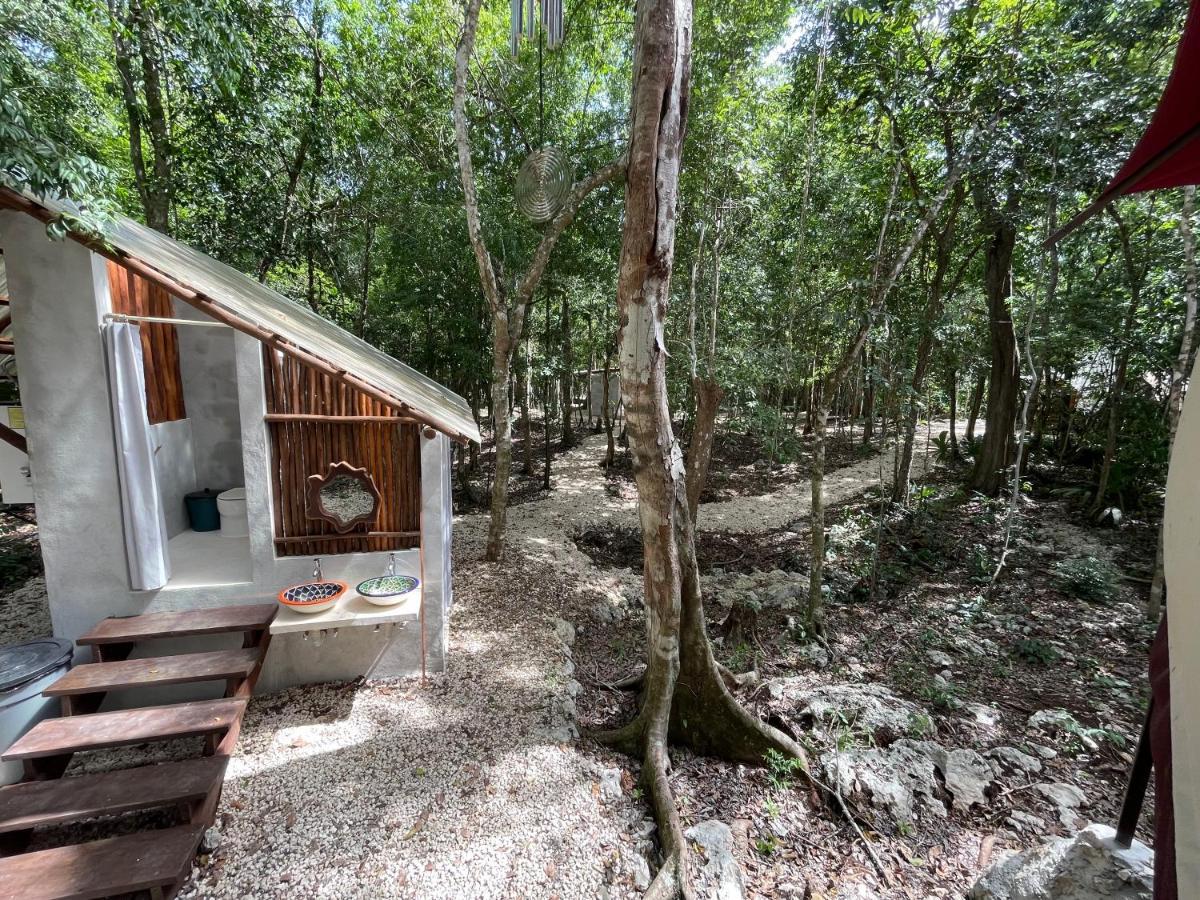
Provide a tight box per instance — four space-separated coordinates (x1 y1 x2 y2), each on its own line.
510 0 563 55
511 0 571 223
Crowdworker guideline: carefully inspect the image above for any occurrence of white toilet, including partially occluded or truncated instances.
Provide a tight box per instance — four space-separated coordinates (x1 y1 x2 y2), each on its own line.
217 487 248 536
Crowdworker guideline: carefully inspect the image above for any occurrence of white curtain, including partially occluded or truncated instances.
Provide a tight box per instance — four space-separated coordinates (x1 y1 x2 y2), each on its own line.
105 323 171 590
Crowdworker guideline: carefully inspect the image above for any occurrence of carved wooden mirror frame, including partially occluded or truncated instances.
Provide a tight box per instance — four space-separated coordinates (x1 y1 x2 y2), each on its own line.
305 461 383 533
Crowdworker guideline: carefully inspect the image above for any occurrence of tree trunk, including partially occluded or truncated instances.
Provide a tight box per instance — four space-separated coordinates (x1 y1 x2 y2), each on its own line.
560 292 575 449
806 120 979 629
258 0 324 283
948 367 960 458
109 0 171 233
807 406 828 631
687 221 706 382
586 315 595 430
485 317 513 560
130 0 171 232
453 0 622 560
597 3 806 892
685 378 722 523
966 372 985 444
968 196 1020 495
861 345 876 446
521 335 534 475
355 216 374 339
1091 205 1143 517
895 186 969 502
543 289 553 491
603 345 616 468
1151 185 1199 617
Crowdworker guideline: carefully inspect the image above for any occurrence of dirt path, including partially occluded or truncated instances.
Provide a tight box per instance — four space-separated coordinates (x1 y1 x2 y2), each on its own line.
697 422 956 533
458 421 958 548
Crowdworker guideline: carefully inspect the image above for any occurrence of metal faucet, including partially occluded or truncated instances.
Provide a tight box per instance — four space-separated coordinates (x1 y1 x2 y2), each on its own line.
312 558 323 581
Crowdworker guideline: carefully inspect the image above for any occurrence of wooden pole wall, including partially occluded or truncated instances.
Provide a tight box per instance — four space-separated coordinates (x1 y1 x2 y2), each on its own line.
263 346 421 557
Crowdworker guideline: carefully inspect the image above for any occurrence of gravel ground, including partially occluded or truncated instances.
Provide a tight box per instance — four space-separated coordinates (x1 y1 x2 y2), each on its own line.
0 576 51 646
187 552 650 899
199 426 943 899
0 426 946 898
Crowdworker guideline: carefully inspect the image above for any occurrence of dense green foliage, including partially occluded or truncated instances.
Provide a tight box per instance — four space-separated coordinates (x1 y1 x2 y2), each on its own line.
1 0 1193 507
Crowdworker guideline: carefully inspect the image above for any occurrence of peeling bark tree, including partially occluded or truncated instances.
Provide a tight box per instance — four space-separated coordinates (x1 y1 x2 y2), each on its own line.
453 0 624 561
968 177 1021 495
599 1 807 892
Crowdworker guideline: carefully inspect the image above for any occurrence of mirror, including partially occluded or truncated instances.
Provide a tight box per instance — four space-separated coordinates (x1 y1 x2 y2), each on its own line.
306 462 382 533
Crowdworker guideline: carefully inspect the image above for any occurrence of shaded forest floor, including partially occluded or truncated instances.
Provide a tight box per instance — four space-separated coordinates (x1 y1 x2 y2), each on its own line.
565 435 1156 898
0 421 1156 898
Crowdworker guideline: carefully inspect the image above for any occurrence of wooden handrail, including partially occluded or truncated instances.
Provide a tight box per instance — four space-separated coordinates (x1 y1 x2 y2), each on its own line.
273 531 420 545
0 421 27 454
264 413 420 425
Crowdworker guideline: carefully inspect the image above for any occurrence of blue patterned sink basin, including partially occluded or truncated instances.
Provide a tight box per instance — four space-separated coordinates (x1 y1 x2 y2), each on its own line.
278 580 347 614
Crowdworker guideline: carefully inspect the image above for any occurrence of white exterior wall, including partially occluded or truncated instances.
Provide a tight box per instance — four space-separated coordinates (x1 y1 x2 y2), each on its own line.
589 371 621 419
1 213 134 650
0 212 453 690
1165 383 1200 897
173 298 242 491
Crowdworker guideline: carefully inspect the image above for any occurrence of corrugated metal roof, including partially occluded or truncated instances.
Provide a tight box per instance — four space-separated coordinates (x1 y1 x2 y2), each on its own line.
7 192 480 443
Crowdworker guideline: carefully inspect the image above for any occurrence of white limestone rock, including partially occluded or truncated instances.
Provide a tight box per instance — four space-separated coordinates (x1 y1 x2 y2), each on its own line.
1006 810 1045 832
908 741 998 811
967 704 1002 729
987 746 1044 775
819 742 943 824
552 618 576 646
685 820 746 900
1035 782 1088 829
597 766 623 801
926 649 955 669
969 823 1152 899
779 681 936 742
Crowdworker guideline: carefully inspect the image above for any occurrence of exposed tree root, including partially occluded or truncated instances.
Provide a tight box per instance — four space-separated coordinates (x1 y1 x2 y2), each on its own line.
594 502 811 896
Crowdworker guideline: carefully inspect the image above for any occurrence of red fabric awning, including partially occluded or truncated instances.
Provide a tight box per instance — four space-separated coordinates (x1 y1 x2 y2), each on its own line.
1047 0 1200 245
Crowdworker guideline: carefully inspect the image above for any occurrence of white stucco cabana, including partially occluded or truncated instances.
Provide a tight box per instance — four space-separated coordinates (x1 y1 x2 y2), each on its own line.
0 186 479 691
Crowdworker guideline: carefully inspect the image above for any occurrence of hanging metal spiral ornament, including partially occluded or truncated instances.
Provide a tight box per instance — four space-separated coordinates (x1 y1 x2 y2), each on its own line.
515 146 572 222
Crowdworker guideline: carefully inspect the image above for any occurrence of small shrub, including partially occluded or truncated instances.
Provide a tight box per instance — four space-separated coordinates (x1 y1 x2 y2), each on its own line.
1014 638 1060 665
908 711 935 738
765 748 808 791
932 431 954 462
1055 556 1120 603
967 543 991 581
755 835 779 856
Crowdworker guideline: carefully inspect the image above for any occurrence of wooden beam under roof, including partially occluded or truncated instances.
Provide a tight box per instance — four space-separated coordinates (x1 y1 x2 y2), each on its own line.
0 187 473 445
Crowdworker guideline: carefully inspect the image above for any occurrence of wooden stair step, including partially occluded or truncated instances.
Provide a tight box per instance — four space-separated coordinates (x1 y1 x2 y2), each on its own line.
0 757 228 834
76 603 276 646
44 648 261 697
2 698 247 761
0 824 204 900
